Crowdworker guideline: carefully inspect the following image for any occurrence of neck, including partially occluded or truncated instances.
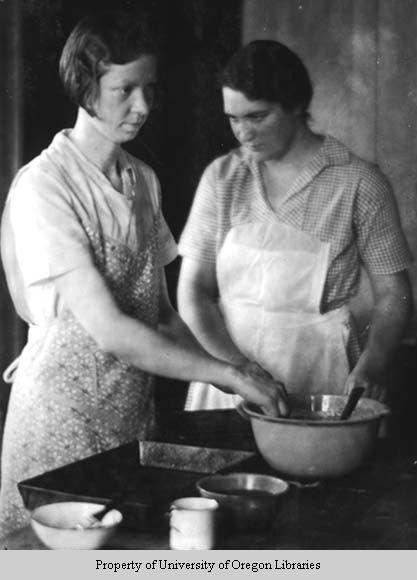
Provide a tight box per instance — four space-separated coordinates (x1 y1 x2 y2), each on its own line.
70 108 120 175
266 123 323 170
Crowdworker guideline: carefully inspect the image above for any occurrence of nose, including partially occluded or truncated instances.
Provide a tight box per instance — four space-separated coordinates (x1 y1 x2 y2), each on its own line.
235 120 256 144
131 87 152 116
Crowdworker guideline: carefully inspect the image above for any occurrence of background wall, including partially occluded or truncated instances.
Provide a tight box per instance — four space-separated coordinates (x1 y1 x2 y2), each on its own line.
1 0 417 444
243 0 417 334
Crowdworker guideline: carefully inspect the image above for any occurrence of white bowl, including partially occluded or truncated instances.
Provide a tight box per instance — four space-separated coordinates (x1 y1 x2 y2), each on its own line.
30 501 123 550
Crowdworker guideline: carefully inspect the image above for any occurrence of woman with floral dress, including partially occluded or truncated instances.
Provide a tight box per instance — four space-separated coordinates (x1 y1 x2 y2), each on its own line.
0 11 287 538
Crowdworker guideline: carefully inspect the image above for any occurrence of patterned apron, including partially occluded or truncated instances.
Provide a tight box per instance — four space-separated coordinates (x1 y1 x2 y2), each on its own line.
0 215 160 538
186 220 351 410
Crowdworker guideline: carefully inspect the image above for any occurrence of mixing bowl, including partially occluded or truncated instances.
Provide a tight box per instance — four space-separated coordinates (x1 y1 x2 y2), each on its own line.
238 395 390 480
30 501 123 549
196 472 289 529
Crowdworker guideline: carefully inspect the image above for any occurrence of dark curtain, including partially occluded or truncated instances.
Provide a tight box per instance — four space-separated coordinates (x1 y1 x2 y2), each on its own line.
0 0 25 452
0 0 242 434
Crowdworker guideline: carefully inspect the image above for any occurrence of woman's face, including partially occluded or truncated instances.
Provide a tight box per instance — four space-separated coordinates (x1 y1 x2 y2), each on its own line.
222 87 301 162
89 54 157 144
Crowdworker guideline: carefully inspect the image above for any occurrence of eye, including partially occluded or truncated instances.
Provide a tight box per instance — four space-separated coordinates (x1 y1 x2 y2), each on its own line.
112 85 133 96
249 114 267 123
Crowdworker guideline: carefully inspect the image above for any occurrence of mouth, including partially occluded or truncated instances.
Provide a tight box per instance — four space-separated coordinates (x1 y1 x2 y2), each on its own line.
244 143 262 151
122 121 144 132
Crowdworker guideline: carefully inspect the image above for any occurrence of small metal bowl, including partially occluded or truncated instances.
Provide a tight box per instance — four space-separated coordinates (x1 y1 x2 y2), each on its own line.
196 472 289 530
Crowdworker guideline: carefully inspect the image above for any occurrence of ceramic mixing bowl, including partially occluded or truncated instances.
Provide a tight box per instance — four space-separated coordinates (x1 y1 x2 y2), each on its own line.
30 501 123 549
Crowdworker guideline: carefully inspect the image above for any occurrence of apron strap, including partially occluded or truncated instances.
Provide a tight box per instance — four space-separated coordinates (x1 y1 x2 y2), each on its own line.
3 356 21 384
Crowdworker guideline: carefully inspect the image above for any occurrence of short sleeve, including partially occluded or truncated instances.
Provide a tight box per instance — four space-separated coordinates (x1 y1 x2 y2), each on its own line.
158 212 178 266
7 168 94 287
178 163 218 263
354 167 412 275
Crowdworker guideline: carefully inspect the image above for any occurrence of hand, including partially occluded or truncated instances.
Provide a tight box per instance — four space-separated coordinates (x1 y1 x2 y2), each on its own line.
213 360 274 395
233 362 290 417
344 368 388 403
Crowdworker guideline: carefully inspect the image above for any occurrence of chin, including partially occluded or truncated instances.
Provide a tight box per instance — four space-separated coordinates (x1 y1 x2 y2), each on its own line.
243 149 270 162
116 131 138 144
254 148 288 162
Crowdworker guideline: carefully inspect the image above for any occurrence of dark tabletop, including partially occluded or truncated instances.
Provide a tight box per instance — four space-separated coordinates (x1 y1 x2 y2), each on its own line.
4 409 417 549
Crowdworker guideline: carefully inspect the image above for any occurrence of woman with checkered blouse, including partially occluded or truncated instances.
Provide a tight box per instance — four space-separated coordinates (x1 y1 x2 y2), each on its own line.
178 40 412 411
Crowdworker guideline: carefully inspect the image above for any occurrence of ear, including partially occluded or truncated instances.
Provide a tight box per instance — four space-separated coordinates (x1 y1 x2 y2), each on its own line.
83 103 97 118
290 104 304 118
293 103 310 123
83 90 98 118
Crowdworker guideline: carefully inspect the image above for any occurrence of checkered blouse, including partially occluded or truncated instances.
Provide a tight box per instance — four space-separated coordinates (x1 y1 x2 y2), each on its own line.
179 136 411 314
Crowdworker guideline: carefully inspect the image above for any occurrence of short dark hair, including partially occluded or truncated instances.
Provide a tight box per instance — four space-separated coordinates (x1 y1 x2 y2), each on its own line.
59 9 159 114
220 40 313 117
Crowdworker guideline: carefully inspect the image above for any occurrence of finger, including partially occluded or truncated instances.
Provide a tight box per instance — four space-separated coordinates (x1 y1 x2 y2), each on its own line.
377 390 388 404
261 392 289 418
364 382 377 399
276 383 290 416
364 387 375 400
278 396 290 417
260 402 280 418
342 382 352 396
351 379 372 397
371 385 388 403
277 381 289 399
261 390 283 417
369 387 385 402
249 365 274 381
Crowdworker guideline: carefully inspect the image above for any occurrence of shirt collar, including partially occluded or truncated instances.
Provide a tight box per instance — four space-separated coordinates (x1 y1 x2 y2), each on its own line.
318 135 351 167
232 134 351 169
54 129 136 198
117 148 136 198
232 135 352 201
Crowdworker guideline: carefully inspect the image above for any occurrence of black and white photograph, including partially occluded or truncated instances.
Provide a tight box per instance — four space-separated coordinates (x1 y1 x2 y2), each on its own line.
0 0 416 569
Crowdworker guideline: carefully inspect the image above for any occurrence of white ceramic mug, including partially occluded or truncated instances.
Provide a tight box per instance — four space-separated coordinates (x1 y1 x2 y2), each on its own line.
169 497 219 550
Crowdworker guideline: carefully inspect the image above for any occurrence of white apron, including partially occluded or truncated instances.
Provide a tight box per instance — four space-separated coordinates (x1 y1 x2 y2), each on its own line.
185 221 351 410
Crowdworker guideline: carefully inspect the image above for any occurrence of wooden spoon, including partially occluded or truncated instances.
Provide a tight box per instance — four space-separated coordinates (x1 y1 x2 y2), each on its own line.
340 387 365 420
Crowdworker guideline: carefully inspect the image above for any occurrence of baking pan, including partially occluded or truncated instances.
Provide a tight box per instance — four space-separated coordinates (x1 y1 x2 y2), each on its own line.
18 410 257 529
18 442 204 529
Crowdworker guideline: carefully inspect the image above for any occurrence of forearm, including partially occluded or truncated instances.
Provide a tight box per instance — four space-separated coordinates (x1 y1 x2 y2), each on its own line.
178 292 247 365
157 305 205 352
355 276 412 378
105 310 237 385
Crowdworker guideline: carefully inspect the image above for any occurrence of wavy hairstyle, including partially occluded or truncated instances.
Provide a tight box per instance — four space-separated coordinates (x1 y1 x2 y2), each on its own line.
220 40 313 119
59 9 159 115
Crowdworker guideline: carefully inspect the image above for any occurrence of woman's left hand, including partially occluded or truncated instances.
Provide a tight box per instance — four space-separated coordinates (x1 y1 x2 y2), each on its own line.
344 369 388 403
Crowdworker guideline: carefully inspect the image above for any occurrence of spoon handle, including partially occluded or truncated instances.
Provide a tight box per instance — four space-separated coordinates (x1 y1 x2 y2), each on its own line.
340 387 365 420
92 499 121 521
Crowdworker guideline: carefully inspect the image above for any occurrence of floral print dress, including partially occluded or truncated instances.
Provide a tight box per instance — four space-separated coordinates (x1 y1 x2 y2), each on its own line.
0 131 177 538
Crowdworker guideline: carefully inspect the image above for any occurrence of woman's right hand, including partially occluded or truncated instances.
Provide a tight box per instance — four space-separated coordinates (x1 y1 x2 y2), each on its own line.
232 361 290 417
